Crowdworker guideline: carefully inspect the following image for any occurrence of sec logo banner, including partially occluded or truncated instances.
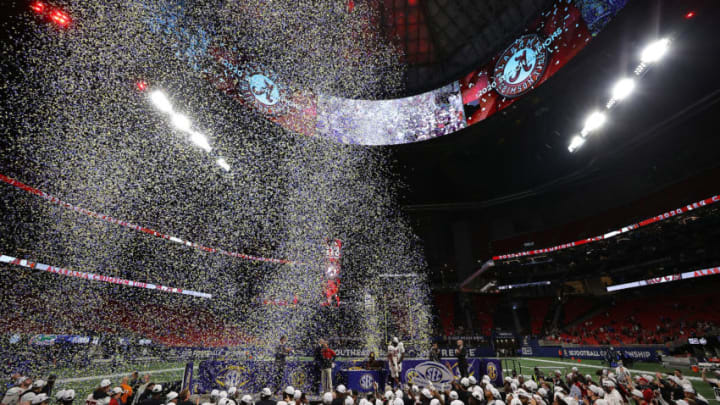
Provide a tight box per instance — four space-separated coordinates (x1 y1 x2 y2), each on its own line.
359 373 375 390
404 361 454 390
493 34 548 98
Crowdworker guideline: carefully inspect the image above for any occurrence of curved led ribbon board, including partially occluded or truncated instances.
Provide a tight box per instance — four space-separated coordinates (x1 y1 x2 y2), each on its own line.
0 173 295 265
493 194 720 261
145 0 628 145
0 253 212 298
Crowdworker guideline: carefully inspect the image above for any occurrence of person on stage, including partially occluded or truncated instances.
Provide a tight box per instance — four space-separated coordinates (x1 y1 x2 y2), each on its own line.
364 352 380 370
387 337 405 388
274 336 293 393
320 340 336 394
429 343 441 363
455 340 468 378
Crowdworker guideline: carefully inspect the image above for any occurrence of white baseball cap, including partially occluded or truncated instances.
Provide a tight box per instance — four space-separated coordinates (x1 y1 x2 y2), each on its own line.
261 388 273 397
33 380 47 388
241 395 253 404
152 385 163 393
32 394 49 405
394 390 403 400
344 398 354 405
422 389 432 399
430 399 440 405
322 393 333 405
468 376 477 385
285 386 295 396
384 391 394 400
166 392 179 402
460 377 470 387
211 390 219 397
293 391 302 400
112 387 123 395
277 402 288 405
449 391 459 400
228 387 237 395
219 391 228 399
336 385 347 394
100 379 111 388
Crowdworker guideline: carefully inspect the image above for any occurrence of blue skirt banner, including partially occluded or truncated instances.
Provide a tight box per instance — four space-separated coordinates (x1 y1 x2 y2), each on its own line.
196 360 316 394
196 358 502 394
400 359 503 390
560 346 668 362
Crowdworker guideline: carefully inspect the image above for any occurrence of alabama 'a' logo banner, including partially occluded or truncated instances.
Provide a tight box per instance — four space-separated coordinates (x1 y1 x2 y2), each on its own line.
493 34 548 98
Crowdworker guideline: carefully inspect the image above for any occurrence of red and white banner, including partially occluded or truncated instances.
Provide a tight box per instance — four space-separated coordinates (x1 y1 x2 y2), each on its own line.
323 239 342 306
0 173 293 264
493 194 720 260
606 266 720 292
0 253 212 298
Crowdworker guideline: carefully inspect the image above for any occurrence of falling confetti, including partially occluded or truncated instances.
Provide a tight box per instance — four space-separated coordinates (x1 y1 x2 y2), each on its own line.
0 0 432 391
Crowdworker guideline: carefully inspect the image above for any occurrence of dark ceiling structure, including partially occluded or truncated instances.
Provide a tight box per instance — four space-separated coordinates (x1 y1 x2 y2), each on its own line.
377 0 554 96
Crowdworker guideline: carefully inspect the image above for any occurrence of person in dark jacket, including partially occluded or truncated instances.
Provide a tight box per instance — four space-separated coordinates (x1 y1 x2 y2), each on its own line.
138 385 163 405
429 343 441 363
455 340 468 378
256 388 276 405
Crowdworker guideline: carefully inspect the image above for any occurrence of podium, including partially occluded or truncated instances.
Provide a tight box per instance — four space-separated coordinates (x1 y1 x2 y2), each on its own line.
342 369 384 393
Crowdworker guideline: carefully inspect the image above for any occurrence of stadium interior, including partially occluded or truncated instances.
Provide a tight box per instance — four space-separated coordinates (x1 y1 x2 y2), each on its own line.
1 1 719 405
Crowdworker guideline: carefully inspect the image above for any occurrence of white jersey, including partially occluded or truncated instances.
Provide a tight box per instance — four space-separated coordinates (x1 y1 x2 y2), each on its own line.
1 387 24 405
614 367 631 384
387 342 405 377
18 392 35 405
605 389 623 405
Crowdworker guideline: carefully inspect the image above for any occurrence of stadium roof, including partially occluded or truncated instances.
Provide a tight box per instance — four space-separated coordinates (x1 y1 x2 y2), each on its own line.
376 0 553 96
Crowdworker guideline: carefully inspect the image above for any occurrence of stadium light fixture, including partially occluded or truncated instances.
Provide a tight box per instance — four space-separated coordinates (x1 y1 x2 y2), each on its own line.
30 2 45 13
190 131 212 152
217 158 230 171
171 113 192 132
581 111 606 135
568 135 585 153
150 90 173 113
49 9 70 26
611 78 635 101
641 38 670 64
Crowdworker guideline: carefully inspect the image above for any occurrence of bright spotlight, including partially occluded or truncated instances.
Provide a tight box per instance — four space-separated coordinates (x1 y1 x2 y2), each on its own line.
150 90 173 113
641 38 670 63
171 113 192 132
582 111 606 135
217 158 230 171
568 135 585 153
611 78 635 101
190 132 212 152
